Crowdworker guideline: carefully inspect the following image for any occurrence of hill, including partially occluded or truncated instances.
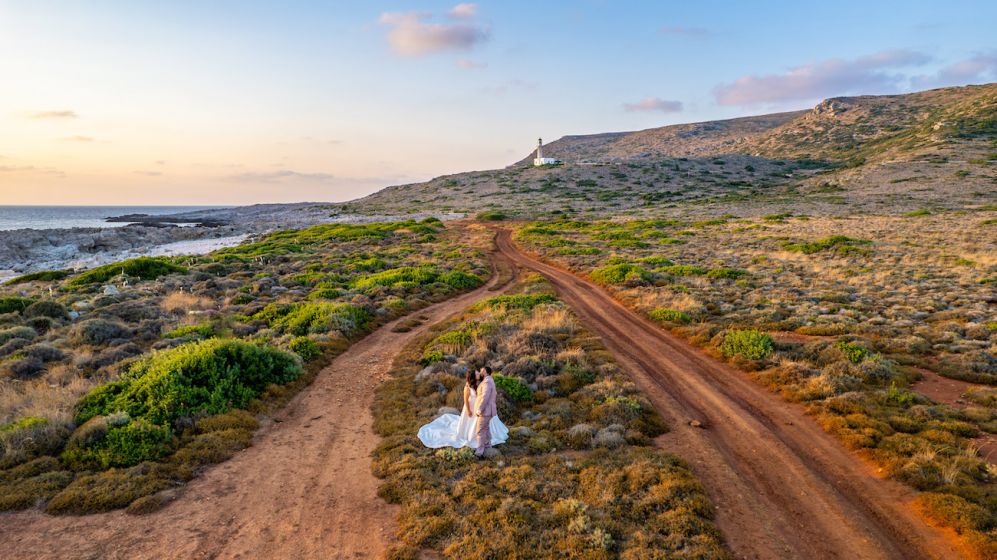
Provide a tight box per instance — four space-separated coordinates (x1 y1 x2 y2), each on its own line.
349 84 996 219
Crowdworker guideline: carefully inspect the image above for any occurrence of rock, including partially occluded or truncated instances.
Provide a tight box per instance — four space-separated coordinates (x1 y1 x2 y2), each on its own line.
68 311 80 320
689 419 704 428
415 366 435 382
511 426 535 438
481 447 502 459
102 285 119 296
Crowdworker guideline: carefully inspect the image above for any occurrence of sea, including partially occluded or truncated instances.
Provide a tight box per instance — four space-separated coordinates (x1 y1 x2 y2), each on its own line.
0 206 223 231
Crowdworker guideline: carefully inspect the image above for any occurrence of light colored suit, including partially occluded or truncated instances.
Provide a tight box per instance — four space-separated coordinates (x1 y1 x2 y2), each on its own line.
474 374 497 456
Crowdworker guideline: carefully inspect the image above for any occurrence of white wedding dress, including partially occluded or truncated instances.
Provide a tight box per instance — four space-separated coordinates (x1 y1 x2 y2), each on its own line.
418 385 508 449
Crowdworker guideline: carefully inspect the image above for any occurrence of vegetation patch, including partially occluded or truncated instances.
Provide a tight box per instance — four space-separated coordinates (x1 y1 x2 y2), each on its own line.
782 235 872 256
719 329 774 361
373 280 725 558
68 257 187 288
4 270 72 285
590 263 651 285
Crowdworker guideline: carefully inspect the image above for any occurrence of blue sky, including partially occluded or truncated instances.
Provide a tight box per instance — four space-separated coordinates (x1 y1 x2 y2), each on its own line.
0 1 994 204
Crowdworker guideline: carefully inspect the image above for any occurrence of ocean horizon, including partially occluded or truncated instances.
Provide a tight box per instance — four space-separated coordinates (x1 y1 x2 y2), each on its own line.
0 205 225 231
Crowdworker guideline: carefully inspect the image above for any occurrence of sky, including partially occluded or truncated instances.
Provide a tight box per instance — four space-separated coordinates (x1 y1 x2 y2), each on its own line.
1 1 995 206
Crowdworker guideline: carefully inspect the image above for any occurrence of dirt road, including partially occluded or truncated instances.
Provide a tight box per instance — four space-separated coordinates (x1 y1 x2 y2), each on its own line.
495 230 961 560
0 245 517 560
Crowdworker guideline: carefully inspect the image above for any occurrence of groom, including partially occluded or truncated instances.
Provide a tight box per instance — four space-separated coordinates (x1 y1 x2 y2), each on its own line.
473 366 497 459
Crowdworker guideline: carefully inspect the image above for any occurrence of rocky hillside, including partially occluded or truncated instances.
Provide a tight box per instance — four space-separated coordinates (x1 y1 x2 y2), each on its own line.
351 84 996 218
526 84 996 165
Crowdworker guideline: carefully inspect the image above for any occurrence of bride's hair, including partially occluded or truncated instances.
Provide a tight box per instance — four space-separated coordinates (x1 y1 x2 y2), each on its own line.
466 369 478 390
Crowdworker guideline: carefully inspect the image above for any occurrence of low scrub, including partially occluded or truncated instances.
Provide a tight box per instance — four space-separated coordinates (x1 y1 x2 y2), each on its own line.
719 329 774 361
590 263 651 285
68 257 187 288
648 308 692 324
75 339 301 427
782 235 872 256
373 281 725 558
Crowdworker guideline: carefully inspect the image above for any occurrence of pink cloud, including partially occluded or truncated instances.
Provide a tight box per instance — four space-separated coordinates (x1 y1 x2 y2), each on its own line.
911 50 997 88
713 49 931 106
378 7 489 57
623 97 683 113
448 3 477 19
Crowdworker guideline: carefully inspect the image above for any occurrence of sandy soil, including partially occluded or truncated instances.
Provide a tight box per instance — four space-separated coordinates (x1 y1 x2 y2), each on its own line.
495 229 963 560
0 244 516 560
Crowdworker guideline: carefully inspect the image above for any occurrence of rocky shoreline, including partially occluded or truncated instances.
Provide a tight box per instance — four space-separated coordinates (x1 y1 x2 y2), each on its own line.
0 203 465 283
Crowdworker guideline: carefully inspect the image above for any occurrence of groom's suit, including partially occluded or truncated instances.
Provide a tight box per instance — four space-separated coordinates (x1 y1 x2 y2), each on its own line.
473 375 497 457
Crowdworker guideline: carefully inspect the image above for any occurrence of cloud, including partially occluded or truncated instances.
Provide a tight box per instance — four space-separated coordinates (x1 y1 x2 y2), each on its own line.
448 3 477 19
456 58 487 70
61 135 95 142
713 49 931 106
134 170 163 177
658 25 709 37
28 110 78 119
623 97 684 113
225 169 338 184
911 50 997 89
378 7 489 57
0 164 65 177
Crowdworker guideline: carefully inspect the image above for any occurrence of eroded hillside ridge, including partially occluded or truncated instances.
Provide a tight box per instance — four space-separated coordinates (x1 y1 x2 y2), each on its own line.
352 84 995 219
529 83 997 164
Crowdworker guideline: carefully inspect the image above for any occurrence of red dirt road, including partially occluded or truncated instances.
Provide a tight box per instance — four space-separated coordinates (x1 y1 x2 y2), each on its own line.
496 230 962 560
0 247 516 560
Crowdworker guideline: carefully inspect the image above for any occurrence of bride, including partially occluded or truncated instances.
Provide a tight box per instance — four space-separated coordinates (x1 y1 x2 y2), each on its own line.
418 368 508 449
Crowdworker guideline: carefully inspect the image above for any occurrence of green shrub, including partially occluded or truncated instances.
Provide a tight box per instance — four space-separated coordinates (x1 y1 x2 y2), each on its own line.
74 339 301 426
476 211 508 221
0 297 35 314
419 349 444 366
45 464 174 514
657 265 708 276
440 271 483 290
706 268 747 280
71 319 131 345
63 419 174 470
719 329 774 360
471 294 557 312
3 269 72 285
493 374 533 403
0 416 48 434
590 263 651 285
23 300 69 320
835 340 872 363
648 308 691 324
0 326 37 345
428 330 473 355
782 235 872 255
289 336 322 361
351 267 439 291
163 324 216 340
917 493 989 533
68 257 186 287
904 209 932 217
256 302 370 337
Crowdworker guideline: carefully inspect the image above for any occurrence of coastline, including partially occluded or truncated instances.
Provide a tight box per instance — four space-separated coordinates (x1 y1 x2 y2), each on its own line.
0 204 465 284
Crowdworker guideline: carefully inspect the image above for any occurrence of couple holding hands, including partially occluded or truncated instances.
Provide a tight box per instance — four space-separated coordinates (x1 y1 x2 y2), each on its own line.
417 366 509 457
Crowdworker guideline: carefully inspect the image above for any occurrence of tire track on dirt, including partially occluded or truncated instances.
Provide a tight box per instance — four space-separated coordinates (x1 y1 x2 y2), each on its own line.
495 229 961 560
0 239 518 560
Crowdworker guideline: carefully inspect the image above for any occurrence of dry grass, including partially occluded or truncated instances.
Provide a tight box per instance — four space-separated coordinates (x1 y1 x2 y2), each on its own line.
373 278 727 558
517 213 997 556
160 292 212 313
